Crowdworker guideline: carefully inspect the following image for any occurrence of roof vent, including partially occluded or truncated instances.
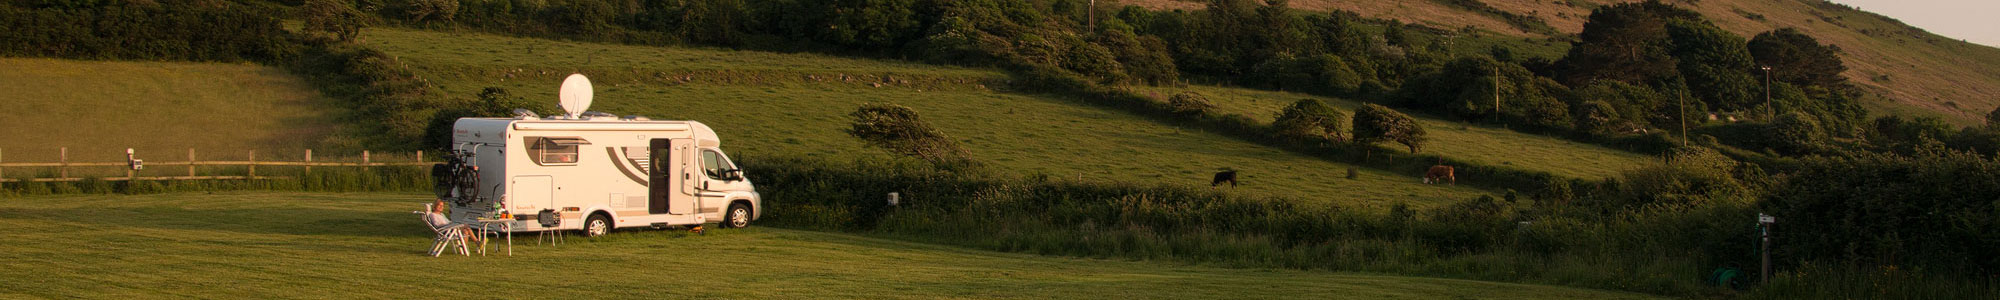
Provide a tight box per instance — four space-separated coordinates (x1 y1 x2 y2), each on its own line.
512 109 541 120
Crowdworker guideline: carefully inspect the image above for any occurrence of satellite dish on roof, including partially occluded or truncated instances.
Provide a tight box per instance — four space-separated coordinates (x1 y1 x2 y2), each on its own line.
558 73 593 118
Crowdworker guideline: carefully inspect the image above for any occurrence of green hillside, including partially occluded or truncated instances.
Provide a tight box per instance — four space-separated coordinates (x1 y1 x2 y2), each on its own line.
0 192 1663 299
364 28 1499 209
0 58 341 162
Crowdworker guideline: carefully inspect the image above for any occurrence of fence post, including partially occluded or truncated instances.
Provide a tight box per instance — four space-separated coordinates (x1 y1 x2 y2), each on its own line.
248 150 257 178
125 148 135 180
1 147 6 181
59 147 67 180
304 149 313 175
416 150 423 163
187 148 196 177
362 150 372 174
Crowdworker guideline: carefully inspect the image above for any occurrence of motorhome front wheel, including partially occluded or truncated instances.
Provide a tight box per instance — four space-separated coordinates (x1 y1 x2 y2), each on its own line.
724 204 752 228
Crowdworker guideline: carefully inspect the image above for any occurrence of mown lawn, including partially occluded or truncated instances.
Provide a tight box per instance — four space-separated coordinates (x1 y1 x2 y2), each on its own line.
365 28 1492 209
0 192 1664 299
1129 85 1655 180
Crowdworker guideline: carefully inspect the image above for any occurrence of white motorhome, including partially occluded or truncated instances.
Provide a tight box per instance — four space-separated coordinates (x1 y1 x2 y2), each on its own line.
437 74 761 237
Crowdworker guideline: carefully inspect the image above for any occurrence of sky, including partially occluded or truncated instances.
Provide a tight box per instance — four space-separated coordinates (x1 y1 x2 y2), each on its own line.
1828 0 2000 48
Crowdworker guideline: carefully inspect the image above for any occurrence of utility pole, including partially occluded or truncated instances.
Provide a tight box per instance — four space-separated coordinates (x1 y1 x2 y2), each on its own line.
1761 66 1774 120
1680 89 1689 146
1494 65 1502 124
1088 0 1096 32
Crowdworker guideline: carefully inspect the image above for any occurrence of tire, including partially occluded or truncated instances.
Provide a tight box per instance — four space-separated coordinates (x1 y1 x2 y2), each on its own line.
584 214 611 237
722 204 751 229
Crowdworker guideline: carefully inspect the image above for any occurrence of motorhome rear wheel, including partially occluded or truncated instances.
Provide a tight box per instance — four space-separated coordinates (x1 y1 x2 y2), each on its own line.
584 214 610 237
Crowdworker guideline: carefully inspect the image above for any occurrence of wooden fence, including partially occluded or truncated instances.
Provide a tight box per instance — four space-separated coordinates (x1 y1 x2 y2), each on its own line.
0 148 437 183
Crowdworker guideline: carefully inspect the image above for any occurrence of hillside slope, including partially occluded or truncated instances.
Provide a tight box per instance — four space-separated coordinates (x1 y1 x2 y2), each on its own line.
1127 0 2000 125
0 58 341 162
363 28 1494 208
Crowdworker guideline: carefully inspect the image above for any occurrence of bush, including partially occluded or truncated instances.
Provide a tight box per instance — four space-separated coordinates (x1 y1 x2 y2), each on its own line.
1614 146 1748 209
1768 111 1827 155
1574 100 1622 135
1166 92 1216 116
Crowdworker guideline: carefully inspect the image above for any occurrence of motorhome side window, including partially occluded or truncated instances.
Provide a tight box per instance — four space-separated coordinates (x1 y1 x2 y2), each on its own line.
527 137 588 165
701 149 734 179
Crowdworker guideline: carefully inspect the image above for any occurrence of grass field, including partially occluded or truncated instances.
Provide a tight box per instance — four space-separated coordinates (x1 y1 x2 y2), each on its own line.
363 28 1493 209
0 192 1665 299
0 58 342 162
1129 85 1655 180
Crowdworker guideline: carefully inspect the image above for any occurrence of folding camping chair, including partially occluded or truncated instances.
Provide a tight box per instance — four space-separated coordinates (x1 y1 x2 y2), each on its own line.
418 203 472 257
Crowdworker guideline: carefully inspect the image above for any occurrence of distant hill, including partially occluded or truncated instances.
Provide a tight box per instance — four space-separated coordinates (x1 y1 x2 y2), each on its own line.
1127 0 2000 125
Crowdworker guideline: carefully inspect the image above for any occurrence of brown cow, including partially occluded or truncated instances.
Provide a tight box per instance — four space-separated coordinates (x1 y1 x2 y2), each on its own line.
1424 165 1455 185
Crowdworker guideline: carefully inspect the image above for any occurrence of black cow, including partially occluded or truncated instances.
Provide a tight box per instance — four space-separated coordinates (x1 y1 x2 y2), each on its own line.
1211 170 1238 187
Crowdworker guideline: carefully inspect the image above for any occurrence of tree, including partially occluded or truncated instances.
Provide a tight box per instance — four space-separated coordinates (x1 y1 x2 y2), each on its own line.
846 104 969 164
1272 99 1349 141
302 0 365 44
1749 28 1847 88
1555 0 1700 86
1353 104 1428 152
1667 19 1759 112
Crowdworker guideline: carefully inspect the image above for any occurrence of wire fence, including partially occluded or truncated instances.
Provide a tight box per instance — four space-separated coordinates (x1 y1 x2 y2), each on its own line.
0 147 436 182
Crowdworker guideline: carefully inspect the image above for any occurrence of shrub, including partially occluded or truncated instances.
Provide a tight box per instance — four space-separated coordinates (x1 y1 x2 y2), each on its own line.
1615 146 1747 209
1353 104 1428 153
1574 100 1622 135
1166 92 1216 116
845 103 970 165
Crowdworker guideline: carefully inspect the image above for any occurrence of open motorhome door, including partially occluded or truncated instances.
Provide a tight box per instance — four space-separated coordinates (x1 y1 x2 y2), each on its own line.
648 138 699 215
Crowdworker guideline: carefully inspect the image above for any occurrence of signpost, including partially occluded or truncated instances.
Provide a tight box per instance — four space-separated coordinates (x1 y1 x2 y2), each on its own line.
1758 213 1776 284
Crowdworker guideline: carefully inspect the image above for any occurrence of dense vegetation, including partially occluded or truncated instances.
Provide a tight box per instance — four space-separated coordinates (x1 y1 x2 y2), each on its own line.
0 0 296 62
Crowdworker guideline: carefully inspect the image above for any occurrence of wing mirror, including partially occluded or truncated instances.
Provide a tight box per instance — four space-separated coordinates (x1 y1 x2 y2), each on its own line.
725 169 745 181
